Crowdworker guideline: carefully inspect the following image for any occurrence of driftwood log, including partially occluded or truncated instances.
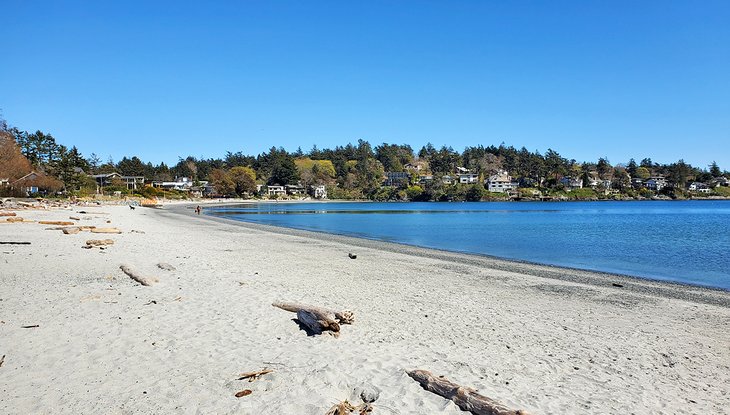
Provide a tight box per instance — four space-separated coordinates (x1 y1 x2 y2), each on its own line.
38 221 75 225
62 227 81 234
119 265 158 286
406 370 529 415
91 227 122 234
0 241 31 245
6 217 24 222
272 302 354 336
86 239 114 247
0 212 17 217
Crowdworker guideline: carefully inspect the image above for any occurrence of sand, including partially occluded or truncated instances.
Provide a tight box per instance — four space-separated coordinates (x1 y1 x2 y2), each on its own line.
1 202 729 414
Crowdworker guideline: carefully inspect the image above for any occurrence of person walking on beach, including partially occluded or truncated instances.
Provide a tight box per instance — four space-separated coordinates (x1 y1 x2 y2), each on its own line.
195 205 201 215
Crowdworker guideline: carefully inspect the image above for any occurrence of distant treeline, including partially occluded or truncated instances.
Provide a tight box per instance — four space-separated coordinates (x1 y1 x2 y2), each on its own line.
1 116 728 200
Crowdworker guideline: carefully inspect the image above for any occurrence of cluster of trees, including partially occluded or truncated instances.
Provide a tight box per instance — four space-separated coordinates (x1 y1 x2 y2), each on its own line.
1 116 728 200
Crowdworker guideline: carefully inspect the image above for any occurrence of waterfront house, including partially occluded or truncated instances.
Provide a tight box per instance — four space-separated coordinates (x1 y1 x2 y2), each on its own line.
710 177 730 188
458 173 479 184
11 172 41 195
92 172 145 191
286 184 305 196
442 175 454 185
486 171 518 193
645 177 668 191
688 182 711 193
267 185 286 197
310 184 327 199
631 178 644 189
384 171 410 187
152 176 194 191
559 176 583 191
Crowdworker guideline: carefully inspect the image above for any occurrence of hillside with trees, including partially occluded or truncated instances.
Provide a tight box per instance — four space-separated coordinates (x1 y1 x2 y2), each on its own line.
1 116 728 201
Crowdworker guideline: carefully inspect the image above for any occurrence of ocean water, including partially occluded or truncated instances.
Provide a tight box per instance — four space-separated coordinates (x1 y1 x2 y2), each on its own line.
208 201 730 290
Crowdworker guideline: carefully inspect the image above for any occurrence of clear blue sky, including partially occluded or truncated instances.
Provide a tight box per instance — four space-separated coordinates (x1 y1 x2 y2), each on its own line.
2 1 728 169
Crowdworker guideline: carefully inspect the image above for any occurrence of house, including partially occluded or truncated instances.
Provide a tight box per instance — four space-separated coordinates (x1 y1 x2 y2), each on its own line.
631 178 644 189
384 171 410 187
404 161 427 172
12 172 42 195
286 184 305 196
310 184 327 199
153 176 194 191
91 172 145 191
688 182 711 193
645 177 668 191
559 177 583 191
266 185 286 197
418 175 434 185
486 171 518 193
710 177 730 188
458 173 479 184
441 175 454 185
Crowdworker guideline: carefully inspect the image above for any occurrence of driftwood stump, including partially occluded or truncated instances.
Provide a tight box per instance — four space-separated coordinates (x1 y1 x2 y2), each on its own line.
406 370 529 415
273 302 354 336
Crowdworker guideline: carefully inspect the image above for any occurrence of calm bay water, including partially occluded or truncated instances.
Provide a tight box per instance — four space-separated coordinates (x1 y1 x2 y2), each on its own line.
209 201 730 290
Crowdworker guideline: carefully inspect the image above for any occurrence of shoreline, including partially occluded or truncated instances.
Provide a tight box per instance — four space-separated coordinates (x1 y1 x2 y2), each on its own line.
171 202 730 307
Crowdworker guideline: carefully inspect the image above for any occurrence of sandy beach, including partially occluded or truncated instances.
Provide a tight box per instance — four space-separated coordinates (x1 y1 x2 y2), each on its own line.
1 202 729 414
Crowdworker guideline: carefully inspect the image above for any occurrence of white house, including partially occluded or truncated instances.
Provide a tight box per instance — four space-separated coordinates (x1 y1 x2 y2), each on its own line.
688 182 711 193
441 175 454 185
458 173 479 184
286 184 305 195
486 171 518 193
311 184 327 199
154 176 194 191
267 185 286 197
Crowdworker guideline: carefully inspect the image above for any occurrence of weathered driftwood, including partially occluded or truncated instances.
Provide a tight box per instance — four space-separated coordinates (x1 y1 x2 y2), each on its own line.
273 302 354 324
119 265 158 286
234 389 252 398
406 370 529 415
69 216 81 220
0 354 5 367
91 227 122 234
0 212 17 217
6 217 24 222
0 241 31 245
86 239 114 247
157 262 176 271
38 221 75 225
273 301 354 337
63 227 81 234
238 369 272 381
